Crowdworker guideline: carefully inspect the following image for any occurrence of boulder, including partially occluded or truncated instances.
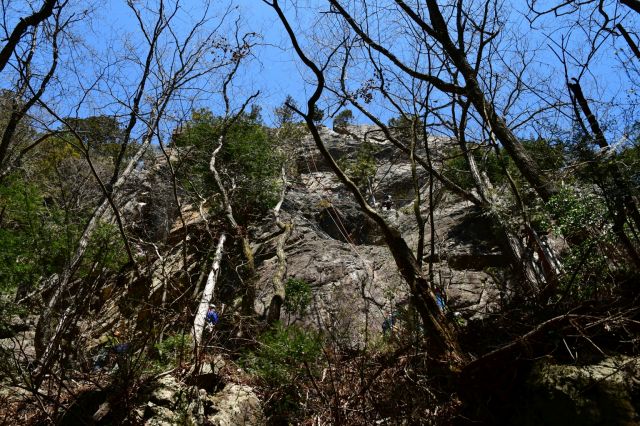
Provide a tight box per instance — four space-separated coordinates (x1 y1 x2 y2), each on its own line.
143 375 206 425
149 375 181 407
208 384 265 426
512 357 640 425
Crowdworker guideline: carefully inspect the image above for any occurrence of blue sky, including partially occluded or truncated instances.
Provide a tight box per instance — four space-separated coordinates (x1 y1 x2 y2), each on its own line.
5 0 635 140
85 0 312 126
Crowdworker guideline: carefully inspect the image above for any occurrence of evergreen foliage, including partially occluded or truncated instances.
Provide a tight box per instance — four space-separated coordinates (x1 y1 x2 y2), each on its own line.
173 108 283 219
283 277 312 316
337 141 377 190
333 109 354 130
241 323 323 421
0 177 71 294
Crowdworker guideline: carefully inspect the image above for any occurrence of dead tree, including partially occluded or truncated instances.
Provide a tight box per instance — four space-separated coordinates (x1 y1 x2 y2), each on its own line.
193 233 226 349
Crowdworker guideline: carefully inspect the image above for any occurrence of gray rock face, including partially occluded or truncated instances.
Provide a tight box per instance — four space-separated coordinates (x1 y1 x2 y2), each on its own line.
0 315 36 361
256 215 406 349
297 126 436 206
406 201 505 319
256 126 505 347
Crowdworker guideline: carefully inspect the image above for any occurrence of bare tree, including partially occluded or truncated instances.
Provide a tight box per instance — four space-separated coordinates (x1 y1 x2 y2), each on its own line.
328 4 564 297
568 78 640 267
31 0 247 386
526 0 640 270
527 0 640 60
0 0 57 73
265 0 464 362
0 0 69 174
328 0 560 202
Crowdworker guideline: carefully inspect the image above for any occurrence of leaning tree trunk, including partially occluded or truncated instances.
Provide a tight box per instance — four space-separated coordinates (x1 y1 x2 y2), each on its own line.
193 233 226 349
453 99 561 298
266 222 293 324
332 0 559 202
568 79 640 268
394 0 560 203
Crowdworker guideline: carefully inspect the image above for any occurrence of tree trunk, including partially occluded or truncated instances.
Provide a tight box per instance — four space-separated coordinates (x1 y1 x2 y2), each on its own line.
455 100 557 297
393 0 559 202
267 222 293 324
239 237 257 316
0 0 56 74
209 137 257 317
271 0 464 362
267 173 293 324
568 80 640 267
621 0 640 15
193 234 226 349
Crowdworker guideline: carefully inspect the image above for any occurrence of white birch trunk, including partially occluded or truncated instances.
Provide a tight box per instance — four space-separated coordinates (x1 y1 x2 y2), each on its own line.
193 233 226 348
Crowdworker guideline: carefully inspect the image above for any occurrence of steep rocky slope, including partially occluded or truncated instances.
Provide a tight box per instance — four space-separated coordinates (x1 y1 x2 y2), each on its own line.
254 125 504 348
3 125 639 425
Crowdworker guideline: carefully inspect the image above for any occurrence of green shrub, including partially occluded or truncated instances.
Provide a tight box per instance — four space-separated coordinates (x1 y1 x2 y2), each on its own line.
283 278 312 317
172 108 282 220
242 323 322 386
443 138 565 192
154 333 192 368
242 324 322 421
546 187 615 298
546 187 607 238
443 145 504 191
337 141 377 190
0 178 73 294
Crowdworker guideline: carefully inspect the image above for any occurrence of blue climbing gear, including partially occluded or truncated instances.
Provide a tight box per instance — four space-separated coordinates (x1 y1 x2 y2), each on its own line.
114 343 129 354
435 287 447 310
206 308 219 325
436 294 446 310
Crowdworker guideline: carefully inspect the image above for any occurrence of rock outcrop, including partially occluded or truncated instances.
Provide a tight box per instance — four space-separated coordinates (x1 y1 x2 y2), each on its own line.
255 126 505 348
139 375 265 426
512 357 640 425
208 384 265 426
